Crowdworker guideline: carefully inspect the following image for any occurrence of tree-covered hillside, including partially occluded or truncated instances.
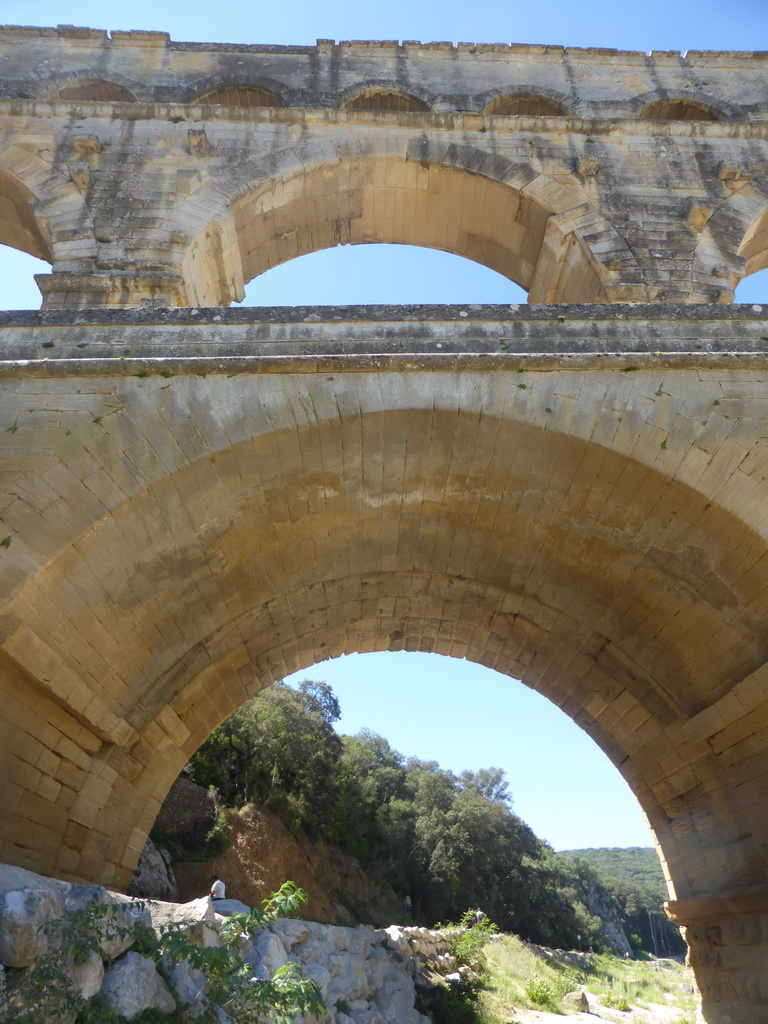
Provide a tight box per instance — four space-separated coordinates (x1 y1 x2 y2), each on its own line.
186 680 681 955
556 848 684 955
561 848 666 900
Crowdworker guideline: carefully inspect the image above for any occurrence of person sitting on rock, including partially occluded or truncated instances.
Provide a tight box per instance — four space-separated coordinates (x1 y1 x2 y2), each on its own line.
210 875 226 901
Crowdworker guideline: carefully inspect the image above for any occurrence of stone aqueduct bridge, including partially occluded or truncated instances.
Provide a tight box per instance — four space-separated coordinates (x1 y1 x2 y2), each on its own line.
1 26 768 1022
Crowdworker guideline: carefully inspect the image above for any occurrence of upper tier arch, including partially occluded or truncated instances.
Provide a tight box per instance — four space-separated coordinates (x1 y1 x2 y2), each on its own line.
162 138 635 306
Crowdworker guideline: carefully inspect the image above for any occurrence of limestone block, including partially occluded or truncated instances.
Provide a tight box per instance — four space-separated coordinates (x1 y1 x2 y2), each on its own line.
169 957 208 1014
269 917 311 950
379 925 410 958
0 886 63 967
100 951 176 1017
70 950 104 999
348 1006 387 1024
210 897 251 917
374 980 420 1024
344 924 377 955
303 960 333 999
294 933 337 965
363 948 387 989
245 928 289 975
63 887 151 960
148 895 220 948
563 989 590 1011
327 951 370 1002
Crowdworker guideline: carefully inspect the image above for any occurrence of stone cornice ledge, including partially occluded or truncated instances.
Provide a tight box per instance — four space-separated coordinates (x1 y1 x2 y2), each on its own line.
0 304 767 377
666 882 768 925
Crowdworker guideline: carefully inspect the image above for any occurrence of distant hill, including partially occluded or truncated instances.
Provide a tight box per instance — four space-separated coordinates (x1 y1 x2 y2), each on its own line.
559 847 667 902
556 846 685 956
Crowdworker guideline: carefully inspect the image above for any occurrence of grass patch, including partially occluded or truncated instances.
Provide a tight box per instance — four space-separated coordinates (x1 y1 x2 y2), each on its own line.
479 936 695 1022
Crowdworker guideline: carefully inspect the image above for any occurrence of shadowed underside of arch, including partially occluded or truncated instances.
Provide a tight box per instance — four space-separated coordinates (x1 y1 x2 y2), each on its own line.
0 166 51 260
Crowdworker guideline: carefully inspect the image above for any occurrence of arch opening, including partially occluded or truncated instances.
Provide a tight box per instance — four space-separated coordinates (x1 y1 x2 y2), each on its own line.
52 80 137 102
196 84 285 108
342 89 429 113
484 93 570 117
734 267 768 303
737 207 768 281
5 400 768 909
0 168 51 263
282 650 652 851
169 649 684 954
640 98 721 121
241 243 528 305
0 245 47 308
219 154 595 299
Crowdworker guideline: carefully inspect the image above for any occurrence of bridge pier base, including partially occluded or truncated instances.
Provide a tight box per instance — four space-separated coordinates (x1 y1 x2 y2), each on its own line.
668 887 768 1023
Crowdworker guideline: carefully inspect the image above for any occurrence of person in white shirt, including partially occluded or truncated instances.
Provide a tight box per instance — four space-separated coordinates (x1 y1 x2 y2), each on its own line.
210 875 226 900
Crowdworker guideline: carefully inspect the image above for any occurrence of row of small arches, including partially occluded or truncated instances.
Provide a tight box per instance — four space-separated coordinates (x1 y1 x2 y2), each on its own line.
26 79 728 122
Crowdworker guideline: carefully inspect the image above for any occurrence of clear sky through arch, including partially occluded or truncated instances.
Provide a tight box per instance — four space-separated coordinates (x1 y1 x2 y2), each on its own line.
1 0 767 849
283 651 654 852
243 245 528 306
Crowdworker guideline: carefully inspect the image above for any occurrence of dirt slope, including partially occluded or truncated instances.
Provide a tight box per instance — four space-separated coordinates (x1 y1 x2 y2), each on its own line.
172 806 401 924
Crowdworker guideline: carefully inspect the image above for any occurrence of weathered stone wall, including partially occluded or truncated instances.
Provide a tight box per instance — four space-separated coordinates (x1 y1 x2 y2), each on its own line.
0 28 766 306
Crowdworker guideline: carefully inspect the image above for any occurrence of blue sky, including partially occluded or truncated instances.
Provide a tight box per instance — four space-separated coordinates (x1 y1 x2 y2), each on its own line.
1 0 766 851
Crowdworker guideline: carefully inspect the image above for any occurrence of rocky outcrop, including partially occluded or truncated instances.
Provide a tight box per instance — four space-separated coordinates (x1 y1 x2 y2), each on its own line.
101 952 176 1018
151 777 217 856
0 863 149 968
583 881 632 955
125 837 178 901
0 864 458 1024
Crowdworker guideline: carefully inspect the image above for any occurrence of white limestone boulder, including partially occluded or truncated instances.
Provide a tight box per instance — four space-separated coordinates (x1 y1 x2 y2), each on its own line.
378 925 410 960
70 950 105 999
63 887 151 960
148 895 220 948
211 897 251 917
269 916 311 951
0 885 63 967
169 957 209 1018
244 928 289 975
303 960 332 999
100 951 176 1016
327 951 370 1002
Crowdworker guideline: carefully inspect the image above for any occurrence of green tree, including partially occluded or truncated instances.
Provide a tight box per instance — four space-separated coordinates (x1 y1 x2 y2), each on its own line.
187 680 343 837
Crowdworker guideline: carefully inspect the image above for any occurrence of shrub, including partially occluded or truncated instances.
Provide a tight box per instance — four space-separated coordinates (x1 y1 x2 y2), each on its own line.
525 975 555 1008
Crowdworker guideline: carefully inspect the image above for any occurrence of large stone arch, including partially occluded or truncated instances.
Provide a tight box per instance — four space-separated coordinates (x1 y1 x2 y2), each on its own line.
0 141 64 262
2 396 766 888
2 332 768 1020
158 137 636 306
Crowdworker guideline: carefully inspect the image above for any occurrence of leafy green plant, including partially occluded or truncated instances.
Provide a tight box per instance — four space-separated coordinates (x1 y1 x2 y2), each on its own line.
605 992 631 1010
525 975 554 1007
443 912 497 974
